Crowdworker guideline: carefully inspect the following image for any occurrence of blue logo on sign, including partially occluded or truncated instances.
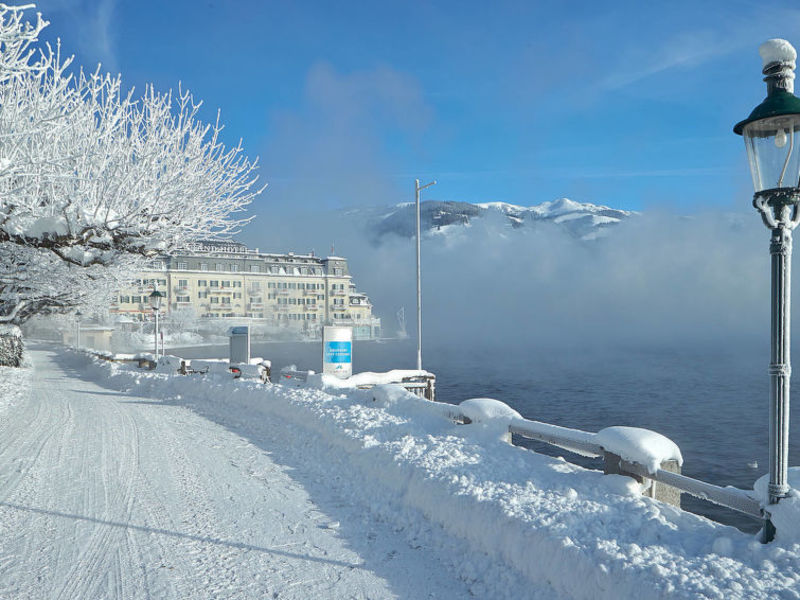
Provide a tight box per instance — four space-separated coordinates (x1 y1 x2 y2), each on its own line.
324 341 352 363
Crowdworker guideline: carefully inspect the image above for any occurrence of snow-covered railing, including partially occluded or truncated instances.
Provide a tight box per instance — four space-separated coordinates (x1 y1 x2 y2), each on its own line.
449 398 764 521
619 459 762 519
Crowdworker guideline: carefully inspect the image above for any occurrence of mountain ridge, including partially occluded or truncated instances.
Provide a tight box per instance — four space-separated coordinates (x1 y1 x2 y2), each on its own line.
364 197 636 241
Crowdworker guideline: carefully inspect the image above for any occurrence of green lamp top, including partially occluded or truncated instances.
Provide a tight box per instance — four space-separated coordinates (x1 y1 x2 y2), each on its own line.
734 90 800 135
734 38 800 135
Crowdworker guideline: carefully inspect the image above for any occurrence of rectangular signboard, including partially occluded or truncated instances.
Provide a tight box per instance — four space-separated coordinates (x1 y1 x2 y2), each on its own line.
323 326 353 378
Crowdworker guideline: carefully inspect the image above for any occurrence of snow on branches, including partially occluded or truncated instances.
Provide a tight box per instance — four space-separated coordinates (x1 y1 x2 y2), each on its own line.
0 5 263 323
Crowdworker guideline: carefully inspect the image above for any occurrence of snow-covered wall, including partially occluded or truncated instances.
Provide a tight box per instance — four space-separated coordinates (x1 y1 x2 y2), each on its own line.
78 352 800 599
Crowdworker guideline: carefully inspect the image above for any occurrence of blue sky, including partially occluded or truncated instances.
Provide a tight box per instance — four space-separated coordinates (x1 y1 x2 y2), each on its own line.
32 0 800 215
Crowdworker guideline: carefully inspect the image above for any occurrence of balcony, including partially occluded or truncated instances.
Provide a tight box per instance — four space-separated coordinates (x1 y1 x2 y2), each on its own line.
330 290 347 296
303 289 318 296
276 289 290 295
304 304 318 311
249 302 264 309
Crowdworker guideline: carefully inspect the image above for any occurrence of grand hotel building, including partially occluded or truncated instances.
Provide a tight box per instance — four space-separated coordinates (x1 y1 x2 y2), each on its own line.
110 241 381 339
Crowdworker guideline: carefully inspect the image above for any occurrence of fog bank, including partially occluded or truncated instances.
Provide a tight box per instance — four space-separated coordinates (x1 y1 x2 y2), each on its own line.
244 208 773 349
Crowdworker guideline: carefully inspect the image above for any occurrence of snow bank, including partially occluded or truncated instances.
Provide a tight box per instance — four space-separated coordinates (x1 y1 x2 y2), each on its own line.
596 426 683 474
0 361 30 416
154 354 184 373
190 359 231 375
754 468 800 544
75 352 800 599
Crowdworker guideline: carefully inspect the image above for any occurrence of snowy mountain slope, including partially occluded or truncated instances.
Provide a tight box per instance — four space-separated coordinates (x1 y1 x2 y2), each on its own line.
361 198 635 242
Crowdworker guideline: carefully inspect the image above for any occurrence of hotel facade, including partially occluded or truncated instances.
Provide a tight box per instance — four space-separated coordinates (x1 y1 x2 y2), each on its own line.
110 241 381 339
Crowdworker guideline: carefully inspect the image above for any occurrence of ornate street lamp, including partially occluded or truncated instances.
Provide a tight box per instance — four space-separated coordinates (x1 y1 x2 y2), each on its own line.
149 288 165 359
74 310 82 348
734 38 800 541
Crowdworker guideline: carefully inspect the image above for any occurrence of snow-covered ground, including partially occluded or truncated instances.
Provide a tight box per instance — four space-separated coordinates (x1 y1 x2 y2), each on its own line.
2 343 800 599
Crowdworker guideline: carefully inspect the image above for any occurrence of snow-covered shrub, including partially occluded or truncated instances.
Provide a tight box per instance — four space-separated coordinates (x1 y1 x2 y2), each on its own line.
0 325 23 366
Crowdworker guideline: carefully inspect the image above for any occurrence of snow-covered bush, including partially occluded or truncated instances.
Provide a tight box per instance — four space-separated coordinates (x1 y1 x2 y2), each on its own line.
0 325 23 367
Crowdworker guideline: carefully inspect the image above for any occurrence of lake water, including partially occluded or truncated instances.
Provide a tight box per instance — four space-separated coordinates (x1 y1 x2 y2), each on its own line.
171 337 800 534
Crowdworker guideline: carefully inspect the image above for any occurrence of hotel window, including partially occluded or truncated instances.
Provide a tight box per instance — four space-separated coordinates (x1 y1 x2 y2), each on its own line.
176 295 190 303
177 262 188 270
198 280 207 286
268 282 276 288
233 281 242 288
222 297 231 304
198 291 208 298
222 281 231 288
210 280 219 288
178 279 188 287
289 283 296 289
131 296 142 304
215 263 223 271
233 292 242 299
232 264 239 272
210 297 219 304
270 266 279 274
159 279 167 287
120 295 130 303
250 265 260 273
200 263 208 271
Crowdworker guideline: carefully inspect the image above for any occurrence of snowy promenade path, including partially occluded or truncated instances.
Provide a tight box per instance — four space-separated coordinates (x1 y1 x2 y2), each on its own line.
0 347 474 599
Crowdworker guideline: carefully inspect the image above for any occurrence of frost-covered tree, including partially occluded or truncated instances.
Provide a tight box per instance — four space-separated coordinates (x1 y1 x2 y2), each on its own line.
0 5 262 323
0 242 138 323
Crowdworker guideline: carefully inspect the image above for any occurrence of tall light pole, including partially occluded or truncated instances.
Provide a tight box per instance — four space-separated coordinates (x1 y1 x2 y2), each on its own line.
415 178 436 371
735 38 800 541
149 288 165 360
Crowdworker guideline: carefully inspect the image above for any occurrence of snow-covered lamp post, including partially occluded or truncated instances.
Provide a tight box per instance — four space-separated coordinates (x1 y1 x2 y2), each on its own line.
149 288 165 360
74 310 82 348
734 38 800 541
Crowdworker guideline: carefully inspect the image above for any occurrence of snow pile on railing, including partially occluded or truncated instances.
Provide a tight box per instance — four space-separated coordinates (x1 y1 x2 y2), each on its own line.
306 369 432 389
78 352 800 599
595 426 683 473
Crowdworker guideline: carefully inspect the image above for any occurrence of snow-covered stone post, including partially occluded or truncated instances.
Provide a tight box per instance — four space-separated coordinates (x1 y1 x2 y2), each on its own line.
734 38 800 541
597 426 683 507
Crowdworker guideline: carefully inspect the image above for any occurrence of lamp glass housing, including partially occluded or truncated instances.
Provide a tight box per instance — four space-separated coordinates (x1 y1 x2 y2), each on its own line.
743 114 800 191
149 290 163 311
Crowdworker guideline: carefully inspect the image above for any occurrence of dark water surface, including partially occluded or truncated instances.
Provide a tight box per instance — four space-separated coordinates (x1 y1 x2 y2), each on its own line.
171 337 800 534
